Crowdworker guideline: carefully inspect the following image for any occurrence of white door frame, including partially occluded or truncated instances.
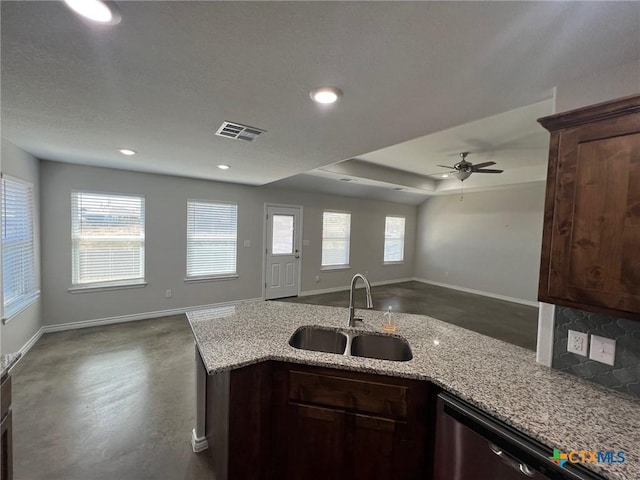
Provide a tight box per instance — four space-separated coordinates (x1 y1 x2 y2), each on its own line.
262 203 303 300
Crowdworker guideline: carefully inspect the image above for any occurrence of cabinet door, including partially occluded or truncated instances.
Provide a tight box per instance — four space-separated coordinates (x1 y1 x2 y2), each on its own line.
270 363 431 480
282 403 347 480
349 413 418 480
1 410 13 480
541 109 640 317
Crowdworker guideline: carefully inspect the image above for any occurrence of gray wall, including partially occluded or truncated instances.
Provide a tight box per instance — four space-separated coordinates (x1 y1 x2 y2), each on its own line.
555 60 640 113
0 139 42 353
40 161 416 327
414 183 546 303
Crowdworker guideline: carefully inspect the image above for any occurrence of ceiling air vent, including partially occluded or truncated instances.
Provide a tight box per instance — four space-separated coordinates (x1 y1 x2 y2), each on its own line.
215 121 266 142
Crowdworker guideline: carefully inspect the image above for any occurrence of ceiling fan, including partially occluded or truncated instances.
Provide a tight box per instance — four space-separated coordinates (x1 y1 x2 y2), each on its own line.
438 152 504 181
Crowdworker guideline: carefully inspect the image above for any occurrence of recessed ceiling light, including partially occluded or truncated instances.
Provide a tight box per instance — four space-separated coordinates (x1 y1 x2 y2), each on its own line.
217 164 230 170
441 174 449 178
64 0 121 25
118 148 136 156
309 86 343 105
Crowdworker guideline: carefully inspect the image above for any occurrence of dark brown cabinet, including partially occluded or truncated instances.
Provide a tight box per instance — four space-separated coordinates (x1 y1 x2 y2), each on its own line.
270 363 432 480
277 403 347 480
538 94 640 320
0 374 13 480
203 360 433 480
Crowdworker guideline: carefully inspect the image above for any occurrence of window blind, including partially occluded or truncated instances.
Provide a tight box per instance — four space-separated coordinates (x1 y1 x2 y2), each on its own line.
71 191 145 287
384 216 405 262
2 176 38 318
187 201 237 278
321 211 351 267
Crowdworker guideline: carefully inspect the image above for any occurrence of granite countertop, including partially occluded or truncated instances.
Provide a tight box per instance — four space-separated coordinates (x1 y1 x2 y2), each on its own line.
188 300 640 480
0 352 21 378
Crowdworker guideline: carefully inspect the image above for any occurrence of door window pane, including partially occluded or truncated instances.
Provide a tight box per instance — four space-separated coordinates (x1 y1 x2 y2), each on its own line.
272 214 294 255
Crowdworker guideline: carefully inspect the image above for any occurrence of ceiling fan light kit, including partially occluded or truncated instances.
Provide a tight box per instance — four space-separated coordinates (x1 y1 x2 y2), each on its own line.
455 170 472 181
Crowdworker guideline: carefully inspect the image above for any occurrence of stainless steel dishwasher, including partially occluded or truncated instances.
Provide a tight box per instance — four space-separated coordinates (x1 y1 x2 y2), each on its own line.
433 393 605 480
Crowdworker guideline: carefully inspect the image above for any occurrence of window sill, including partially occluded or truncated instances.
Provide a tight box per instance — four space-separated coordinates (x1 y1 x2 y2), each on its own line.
2 292 40 324
69 282 147 294
320 265 351 271
185 274 239 283
383 261 404 266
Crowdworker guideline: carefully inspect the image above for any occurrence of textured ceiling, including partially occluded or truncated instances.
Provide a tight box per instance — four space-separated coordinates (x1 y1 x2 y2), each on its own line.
2 1 639 188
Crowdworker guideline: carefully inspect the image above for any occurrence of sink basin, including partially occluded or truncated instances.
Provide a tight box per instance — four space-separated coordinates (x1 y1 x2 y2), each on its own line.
289 326 348 354
350 334 413 362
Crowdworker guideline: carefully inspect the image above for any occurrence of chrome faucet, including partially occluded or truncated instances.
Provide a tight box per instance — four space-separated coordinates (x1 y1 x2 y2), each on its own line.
348 273 373 327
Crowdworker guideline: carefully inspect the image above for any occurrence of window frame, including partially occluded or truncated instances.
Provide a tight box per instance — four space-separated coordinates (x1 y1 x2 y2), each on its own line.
383 215 406 264
321 210 352 270
185 199 238 282
69 189 146 292
1 175 39 322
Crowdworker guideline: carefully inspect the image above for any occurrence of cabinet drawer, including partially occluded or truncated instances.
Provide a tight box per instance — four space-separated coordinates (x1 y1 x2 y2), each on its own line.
289 370 408 419
1 375 11 419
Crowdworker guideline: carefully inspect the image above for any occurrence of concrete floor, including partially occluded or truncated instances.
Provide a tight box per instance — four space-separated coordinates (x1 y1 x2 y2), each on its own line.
279 281 539 351
11 315 217 480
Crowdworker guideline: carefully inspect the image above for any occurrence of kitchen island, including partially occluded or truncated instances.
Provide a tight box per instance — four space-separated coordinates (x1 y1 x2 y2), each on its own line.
188 301 639 480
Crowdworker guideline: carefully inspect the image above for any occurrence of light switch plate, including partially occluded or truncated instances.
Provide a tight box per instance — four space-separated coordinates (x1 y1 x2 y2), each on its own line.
567 330 588 356
243 240 251 247
303 239 310 246
589 335 616 366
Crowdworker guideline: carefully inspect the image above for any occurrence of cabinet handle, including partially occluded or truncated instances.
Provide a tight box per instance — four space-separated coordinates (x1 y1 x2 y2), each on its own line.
488 443 535 477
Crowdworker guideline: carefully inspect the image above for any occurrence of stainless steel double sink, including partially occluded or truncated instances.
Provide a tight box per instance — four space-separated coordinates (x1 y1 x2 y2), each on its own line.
289 325 413 362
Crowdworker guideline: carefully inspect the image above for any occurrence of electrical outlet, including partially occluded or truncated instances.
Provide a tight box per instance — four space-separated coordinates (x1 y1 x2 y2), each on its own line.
567 330 588 356
165 289 172 298
589 335 616 366
315 275 320 282
303 239 310 246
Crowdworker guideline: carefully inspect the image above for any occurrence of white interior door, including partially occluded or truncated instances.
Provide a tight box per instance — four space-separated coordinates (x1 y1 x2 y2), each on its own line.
264 205 302 300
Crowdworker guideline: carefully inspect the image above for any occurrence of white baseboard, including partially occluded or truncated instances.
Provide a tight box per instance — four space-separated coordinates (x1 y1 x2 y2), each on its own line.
299 285 351 297
42 297 263 333
372 277 414 287
412 278 539 307
191 428 208 453
300 277 413 297
17 326 44 358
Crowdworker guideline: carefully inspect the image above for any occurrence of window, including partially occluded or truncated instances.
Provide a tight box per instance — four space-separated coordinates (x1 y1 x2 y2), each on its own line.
187 200 237 278
71 191 145 288
321 211 351 267
384 216 405 263
2 176 38 319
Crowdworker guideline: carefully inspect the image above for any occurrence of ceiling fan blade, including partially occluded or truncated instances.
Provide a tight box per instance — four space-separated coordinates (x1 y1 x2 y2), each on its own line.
474 169 504 174
437 165 456 169
470 161 496 169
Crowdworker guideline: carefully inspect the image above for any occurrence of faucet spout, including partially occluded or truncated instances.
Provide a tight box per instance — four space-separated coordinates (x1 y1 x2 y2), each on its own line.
348 273 373 327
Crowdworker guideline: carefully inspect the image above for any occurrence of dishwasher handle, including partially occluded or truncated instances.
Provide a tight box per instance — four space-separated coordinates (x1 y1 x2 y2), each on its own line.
489 442 536 477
